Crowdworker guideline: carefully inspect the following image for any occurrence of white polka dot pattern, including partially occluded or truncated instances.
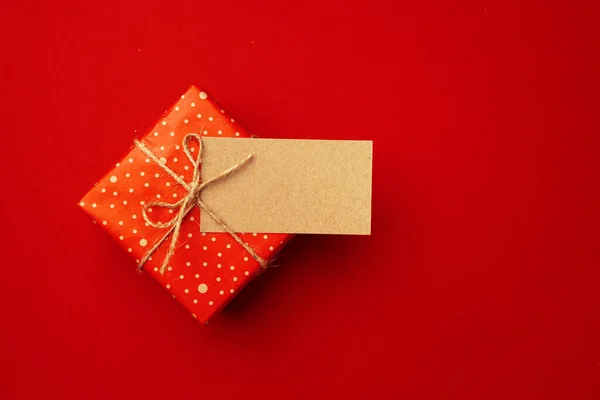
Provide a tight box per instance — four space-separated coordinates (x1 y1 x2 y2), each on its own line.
78 85 293 324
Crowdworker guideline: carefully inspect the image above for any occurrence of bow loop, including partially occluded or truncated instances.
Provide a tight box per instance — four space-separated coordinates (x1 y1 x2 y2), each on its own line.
141 198 185 229
182 133 203 168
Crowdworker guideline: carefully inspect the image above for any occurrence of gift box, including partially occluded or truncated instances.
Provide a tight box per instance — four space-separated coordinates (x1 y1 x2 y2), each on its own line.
79 85 293 323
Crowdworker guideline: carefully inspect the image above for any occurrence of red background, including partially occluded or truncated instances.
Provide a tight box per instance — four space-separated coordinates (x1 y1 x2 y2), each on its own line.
1 1 599 399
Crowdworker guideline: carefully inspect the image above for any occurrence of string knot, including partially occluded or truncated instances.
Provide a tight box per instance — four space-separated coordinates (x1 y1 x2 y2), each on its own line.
189 183 203 200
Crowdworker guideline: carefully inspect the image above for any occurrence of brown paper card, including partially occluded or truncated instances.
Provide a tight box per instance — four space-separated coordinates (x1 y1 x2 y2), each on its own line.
200 138 372 234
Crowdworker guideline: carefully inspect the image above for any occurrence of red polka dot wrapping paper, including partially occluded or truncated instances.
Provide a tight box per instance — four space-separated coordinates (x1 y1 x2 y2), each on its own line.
78 85 293 324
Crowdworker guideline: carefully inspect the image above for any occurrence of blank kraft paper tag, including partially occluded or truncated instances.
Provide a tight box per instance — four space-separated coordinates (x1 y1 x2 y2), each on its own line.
200 138 372 235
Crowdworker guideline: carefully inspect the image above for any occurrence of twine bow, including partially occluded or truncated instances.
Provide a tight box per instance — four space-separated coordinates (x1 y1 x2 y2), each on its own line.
134 133 266 275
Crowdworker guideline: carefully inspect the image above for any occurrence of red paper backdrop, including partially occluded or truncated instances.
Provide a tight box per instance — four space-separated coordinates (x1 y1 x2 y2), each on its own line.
1 1 599 399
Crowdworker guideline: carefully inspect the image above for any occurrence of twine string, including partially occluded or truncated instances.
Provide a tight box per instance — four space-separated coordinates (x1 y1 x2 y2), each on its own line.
134 133 266 274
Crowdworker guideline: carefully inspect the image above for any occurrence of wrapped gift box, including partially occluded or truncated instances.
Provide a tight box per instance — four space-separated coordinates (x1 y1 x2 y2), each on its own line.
79 85 293 323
